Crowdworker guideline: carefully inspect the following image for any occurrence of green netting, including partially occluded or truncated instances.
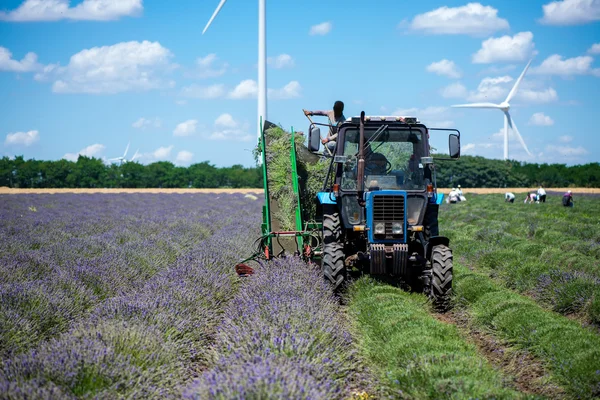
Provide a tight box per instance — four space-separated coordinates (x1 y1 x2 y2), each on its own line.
258 125 330 231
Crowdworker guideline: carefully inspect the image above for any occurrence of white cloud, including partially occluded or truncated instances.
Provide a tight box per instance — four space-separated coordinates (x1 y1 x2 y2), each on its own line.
180 84 225 99
440 82 468 98
309 21 332 35
409 3 509 36
472 32 536 64
39 41 175 94
267 54 295 69
462 143 476 153
0 0 142 22
589 43 600 54
426 59 462 78
528 112 554 126
132 117 161 129
392 106 454 127
175 150 193 164
0 47 42 72
153 145 173 160
539 0 600 25
531 54 600 77
466 76 513 102
63 143 105 161
215 113 238 128
228 79 302 100
4 130 39 146
516 87 559 103
559 135 573 143
268 81 302 99
173 120 198 137
207 114 253 141
195 53 228 78
228 79 257 99
545 144 588 156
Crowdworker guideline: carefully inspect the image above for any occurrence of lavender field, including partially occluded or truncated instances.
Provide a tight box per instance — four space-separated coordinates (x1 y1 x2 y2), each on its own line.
0 193 370 399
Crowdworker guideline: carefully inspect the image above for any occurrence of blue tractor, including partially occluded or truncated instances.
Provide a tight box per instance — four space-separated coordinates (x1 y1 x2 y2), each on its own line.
240 111 460 310
306 111 461 308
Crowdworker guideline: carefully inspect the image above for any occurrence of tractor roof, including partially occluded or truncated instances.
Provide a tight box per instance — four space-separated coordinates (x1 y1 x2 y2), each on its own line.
346 116 421 124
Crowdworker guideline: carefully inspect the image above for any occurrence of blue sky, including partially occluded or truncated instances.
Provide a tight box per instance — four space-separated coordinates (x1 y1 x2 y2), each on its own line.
1 0 599 167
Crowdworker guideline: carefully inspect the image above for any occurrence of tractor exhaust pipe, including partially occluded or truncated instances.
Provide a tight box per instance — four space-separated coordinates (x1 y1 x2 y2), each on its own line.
357 111 366 205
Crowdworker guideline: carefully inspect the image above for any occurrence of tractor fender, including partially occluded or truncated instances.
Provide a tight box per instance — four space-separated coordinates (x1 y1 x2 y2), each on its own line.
426 236 450 260
317 192 337 205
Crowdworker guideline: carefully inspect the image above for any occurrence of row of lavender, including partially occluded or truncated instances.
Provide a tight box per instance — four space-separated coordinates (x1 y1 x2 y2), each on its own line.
184 257 373 399
1 193 369 398
1 193 261 398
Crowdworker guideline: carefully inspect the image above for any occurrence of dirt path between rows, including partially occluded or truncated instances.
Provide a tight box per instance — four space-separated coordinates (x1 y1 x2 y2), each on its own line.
433 309 566 399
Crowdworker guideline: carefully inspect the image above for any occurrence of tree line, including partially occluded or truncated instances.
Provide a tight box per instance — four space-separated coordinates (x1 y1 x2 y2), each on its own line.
0 156 262 189
1 154 598 189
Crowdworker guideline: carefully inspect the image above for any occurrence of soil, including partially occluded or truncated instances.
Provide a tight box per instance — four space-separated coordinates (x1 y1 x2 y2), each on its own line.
433 308 567 399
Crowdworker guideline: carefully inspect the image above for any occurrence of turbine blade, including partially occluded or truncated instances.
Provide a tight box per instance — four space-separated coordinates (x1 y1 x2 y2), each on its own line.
506 112 532 156
123 142 130 158
505 58 533 104
203 0 228 35
451 102 502 109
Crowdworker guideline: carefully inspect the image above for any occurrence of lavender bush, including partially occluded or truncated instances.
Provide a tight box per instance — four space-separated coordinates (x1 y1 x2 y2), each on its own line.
1 193 262 398
184 256 372 399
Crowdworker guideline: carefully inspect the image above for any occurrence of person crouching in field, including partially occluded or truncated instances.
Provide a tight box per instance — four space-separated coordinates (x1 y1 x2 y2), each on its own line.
524 192 537 204
537 186 547 203
562 190 574 207
505 192 515 203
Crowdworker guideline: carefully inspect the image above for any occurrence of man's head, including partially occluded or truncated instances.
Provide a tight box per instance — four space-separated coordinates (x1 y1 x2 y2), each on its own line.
333 100 344 118
366 152 388 174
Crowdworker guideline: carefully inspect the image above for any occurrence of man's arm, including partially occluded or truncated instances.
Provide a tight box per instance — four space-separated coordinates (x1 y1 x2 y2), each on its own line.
305 110 330 117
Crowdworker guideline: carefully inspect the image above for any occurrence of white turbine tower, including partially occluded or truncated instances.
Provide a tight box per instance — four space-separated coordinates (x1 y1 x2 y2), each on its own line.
203 0 266 143
452 59 534 160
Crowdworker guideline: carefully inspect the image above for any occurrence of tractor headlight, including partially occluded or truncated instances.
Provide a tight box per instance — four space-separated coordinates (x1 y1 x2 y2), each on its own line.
374 222 385 235
392 222 403 235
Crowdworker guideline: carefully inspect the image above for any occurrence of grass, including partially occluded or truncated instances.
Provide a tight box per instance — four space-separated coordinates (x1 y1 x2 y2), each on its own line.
347 277 531 399
453 263 600 399
441 193 600 325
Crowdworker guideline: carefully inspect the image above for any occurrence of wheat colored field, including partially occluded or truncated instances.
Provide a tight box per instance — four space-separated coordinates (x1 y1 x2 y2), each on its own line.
1 187 598 195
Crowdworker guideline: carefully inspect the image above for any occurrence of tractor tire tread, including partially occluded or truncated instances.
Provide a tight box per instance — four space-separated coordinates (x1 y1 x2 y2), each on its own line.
431 245 453 311
322 206 346 292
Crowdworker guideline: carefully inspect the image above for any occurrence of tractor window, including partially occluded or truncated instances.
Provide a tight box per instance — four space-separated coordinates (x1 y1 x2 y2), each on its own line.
341 127 426 191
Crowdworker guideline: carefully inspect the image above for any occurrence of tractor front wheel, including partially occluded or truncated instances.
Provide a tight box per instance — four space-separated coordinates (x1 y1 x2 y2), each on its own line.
322 205 346 292
430 245 453 311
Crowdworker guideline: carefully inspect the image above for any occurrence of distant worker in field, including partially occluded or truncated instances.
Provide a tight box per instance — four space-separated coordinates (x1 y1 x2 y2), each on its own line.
304 100 346 153
524 192 537 204
505 192 515 203
562 190 574 207
537 186 547 203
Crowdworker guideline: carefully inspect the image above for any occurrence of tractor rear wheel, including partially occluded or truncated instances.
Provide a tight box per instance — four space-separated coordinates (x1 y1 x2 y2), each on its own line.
322 205 346 292
430 245 453 311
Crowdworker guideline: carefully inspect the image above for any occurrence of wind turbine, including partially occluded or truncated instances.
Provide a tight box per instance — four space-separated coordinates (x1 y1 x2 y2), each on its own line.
452 59 534 160
203 0 266 143
108 142 130 166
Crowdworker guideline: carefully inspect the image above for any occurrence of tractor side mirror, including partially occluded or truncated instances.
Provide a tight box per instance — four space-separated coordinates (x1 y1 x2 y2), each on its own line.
449 134 460 159
308 124 321 152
